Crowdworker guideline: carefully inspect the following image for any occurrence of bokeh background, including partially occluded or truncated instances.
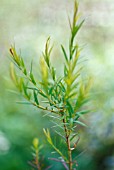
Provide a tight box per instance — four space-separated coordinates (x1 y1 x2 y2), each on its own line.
0 0 114 169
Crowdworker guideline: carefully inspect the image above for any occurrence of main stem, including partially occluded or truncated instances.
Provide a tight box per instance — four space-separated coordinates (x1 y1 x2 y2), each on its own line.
63 118 73 170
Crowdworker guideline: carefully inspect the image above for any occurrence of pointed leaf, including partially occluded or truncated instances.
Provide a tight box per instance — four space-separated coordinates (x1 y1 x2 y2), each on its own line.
61 45 68 62
33 90 39 105
74 120 87 127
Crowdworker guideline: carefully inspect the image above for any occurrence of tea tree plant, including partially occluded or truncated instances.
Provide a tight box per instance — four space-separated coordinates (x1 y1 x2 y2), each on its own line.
29 138 43 170
29 138 52 170
9 1 91 169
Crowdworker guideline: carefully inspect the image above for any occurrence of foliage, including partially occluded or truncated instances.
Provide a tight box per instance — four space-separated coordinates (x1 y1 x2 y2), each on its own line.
28 138 52 170
9 1 91 169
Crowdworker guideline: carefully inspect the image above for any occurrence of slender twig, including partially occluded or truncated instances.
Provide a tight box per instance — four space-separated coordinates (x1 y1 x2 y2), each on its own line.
63 117 73 170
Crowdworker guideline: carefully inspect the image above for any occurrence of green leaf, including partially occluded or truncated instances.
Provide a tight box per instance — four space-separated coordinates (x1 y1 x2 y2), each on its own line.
43 53 50 68
81 98 90 105
70 133 78 141
61 45 68 62
43 37 53 68
51 67 56 81
22 81 27 95
19 78 23 92
72 0 78 28
30 72 36 85
33 90 39 105
16 101 32 105
71 73 80 84
72 20 85 39
77 110 90 115
10 47 21 66
10 63 18 86
71 46 80 72
20 58 25 68
59 82 66 93
74 120 87 127
66 100 74 118
71 82 79 91
49 86 54 95
67 91 77 99
74 110 90 121
23 68 27 75
30 61 36 85
70 118 74 126
64 65 68 77
38 90 48 99
22 81 31 99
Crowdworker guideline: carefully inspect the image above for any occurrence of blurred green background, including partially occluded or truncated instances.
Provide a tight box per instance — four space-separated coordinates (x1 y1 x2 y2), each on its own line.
0 0 114 169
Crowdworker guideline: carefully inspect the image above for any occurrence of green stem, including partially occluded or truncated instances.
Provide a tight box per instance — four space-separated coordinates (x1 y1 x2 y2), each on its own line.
63 117 73 170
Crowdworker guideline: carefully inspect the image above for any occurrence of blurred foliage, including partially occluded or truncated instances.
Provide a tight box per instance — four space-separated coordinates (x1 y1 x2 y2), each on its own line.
0 0 114 170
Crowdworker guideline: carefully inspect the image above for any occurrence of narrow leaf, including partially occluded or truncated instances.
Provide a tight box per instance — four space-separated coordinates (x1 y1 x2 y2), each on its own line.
33 90 39 105
74 120 87 127
61 45 68 62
